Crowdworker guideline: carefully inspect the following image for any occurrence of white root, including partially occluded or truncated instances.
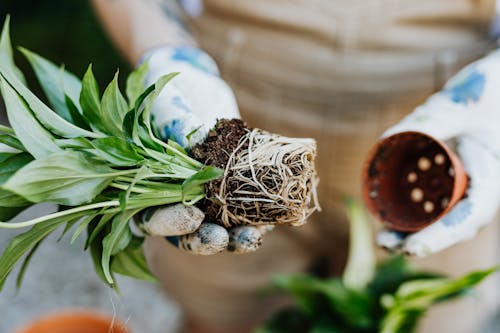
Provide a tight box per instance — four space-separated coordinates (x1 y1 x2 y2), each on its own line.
214 129 320 227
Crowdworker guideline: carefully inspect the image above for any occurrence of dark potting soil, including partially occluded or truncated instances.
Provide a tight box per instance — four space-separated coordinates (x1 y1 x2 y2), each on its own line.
191 119 250 168
190 119 251 223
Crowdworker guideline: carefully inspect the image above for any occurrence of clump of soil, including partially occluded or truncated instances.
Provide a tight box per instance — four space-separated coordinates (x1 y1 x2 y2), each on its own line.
191 119 250 222
191 119 320 227
191 119 250 168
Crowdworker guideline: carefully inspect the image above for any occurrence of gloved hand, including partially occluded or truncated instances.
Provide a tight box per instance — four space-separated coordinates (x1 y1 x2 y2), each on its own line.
135 46 272 255
377 50 500 256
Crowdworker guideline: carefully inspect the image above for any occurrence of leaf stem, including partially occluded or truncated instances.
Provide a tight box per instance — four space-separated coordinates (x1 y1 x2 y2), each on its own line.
0 201 119 229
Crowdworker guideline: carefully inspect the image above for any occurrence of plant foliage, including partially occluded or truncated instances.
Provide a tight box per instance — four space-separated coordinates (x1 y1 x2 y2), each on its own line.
0 17 221 289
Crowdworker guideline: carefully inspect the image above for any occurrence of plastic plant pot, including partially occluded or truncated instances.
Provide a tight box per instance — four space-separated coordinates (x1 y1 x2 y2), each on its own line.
362 131 468 232
14 310 129 333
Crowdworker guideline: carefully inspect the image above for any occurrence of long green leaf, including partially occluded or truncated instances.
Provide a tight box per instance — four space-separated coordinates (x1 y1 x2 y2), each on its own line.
0 76 60 158
0 206 27 221
126 61 148 107
111 237 156 282
0 134 25 151
380 267 499 333
101 209 139 283
85 212 116 250
0 215 80 290
91 137 144 166
0 188 31 207
0 16 25 83
0 69 100 139
342 199 375 290
3 151 130 205
100 71 129 136
19 47 82 121
181 166 222 203
80 65 104 132
0 152 32 184
88 220 114 287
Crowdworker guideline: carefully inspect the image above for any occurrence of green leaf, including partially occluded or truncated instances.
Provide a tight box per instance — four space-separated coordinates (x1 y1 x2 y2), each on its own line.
70 212 100 244
0 153 33 211
55 137 93 150
65 94 91 130
126 61 148 108
181 166 223 203
0 68 100 139
256 308 312 333
0 134 25 151
0 215 73 290
15 233 46 289
274 274 325 315
0 188 31 208
19 47 82 122
0 76 60 158
123 74 181 154
167 139 187 155
319 279 373 329
80 65 104 133
342 198 375 290
100 71 129 136
91 137 143 166
3 151 125 205
101 209 138 284
0 16 25 83
85 212 116 250
0 206 27 221
88 221 114 287
380 267 498 333
0 152 32 184
368 256 441 301
111 237 156 282
57 217 82 242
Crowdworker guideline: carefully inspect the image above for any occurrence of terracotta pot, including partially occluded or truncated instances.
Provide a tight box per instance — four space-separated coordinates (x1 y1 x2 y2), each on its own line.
14 310 129 333
362 131 468 232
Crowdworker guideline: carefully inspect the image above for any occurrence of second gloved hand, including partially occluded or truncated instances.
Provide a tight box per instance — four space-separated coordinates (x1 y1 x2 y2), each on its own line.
377 50 500 256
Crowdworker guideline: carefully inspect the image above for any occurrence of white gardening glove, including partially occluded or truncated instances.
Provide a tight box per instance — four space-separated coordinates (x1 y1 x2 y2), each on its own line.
136 46 270 254
377 50 500 257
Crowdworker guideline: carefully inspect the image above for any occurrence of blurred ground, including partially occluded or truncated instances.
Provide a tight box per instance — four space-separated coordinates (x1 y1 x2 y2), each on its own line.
0 205 181 333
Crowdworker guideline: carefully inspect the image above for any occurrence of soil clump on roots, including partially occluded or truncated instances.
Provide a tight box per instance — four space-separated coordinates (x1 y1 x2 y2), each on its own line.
191 119 319 227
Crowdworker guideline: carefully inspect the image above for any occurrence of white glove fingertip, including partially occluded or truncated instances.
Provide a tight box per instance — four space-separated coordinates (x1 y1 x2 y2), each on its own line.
140 203 204 236
176 223 229 255
402 199 482 256
227 226 263 254
376 229 406 250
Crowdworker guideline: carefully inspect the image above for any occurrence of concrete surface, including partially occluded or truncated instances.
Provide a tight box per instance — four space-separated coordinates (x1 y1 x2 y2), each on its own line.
0 204 181 333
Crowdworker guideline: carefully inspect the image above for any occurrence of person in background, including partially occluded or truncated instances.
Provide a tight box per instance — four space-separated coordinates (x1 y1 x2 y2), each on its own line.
92 1 500 332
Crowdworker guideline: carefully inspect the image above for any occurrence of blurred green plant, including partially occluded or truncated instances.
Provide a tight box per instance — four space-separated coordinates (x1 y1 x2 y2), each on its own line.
256 200 498 333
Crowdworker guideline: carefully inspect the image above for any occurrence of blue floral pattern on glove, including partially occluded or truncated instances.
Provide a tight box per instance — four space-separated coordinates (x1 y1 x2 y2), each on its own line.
441 200 472 227
171 47 219 76
164 119 187 146
442 68 485 105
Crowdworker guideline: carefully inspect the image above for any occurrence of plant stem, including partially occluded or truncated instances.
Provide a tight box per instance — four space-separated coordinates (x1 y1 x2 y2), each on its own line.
0 201 119 228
